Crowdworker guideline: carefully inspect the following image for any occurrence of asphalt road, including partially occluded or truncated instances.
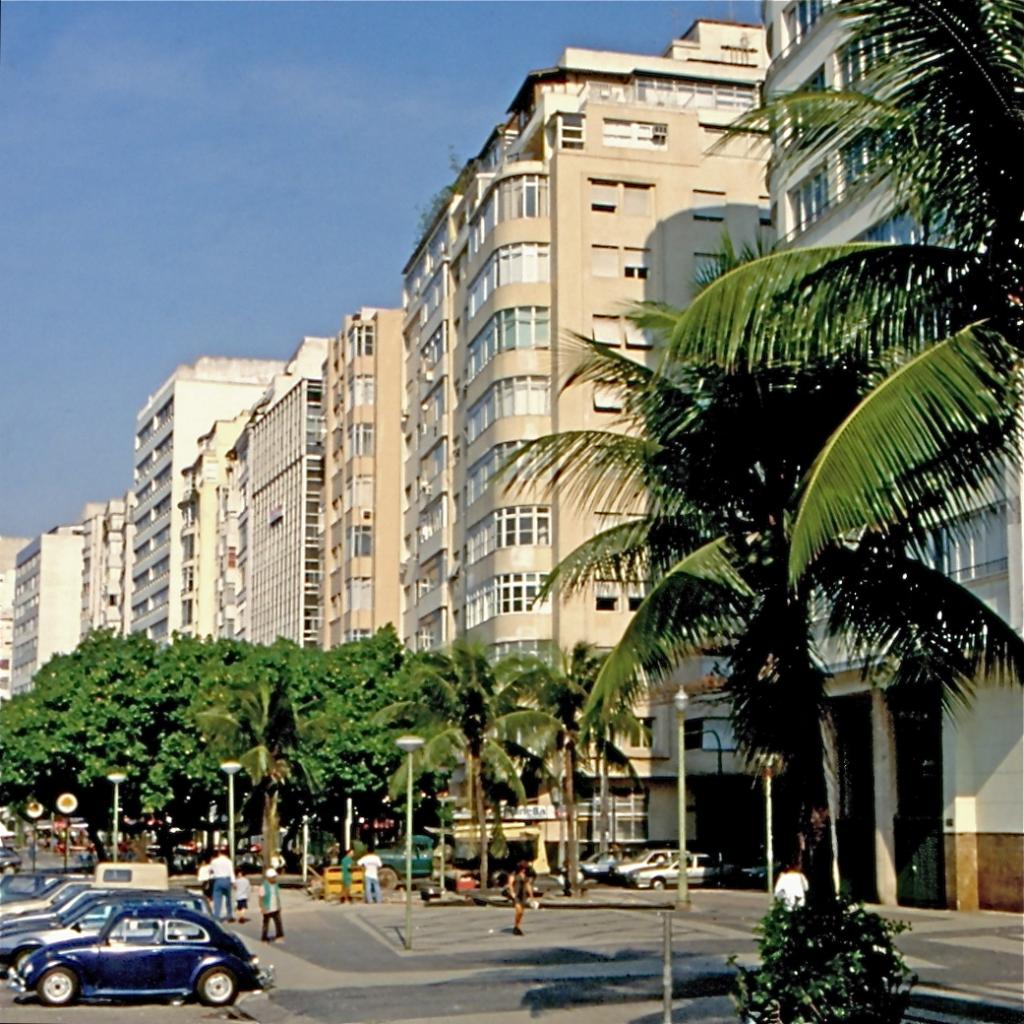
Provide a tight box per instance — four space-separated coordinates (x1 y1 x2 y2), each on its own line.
2 886 1021 1024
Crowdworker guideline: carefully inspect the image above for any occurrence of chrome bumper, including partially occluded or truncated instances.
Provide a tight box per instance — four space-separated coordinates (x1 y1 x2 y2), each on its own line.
257 964 275 990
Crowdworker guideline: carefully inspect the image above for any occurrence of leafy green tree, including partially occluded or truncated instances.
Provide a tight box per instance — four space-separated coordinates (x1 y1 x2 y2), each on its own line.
0 631 227 858
379 639 549 886
505 642 643 895
197 639 318 866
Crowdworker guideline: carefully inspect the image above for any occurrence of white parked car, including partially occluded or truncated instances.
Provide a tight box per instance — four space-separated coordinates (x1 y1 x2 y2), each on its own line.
610 849 675 884
626 852 722 890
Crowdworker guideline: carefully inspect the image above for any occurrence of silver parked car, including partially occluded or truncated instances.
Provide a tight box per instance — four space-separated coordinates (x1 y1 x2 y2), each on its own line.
626 852 724 890
610 849 675 884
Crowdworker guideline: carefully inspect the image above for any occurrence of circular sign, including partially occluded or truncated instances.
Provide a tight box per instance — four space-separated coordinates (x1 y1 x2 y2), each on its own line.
25 801 44 820
55 793 78 815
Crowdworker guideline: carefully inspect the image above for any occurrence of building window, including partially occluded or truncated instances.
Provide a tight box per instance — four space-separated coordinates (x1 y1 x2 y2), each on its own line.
593 385 623 413
590 180 619 212
348 324 375 358
692 189 726 221
347 525 373 558
589 180 653 216
602 118 668 149
346 577 373 611
595 581 619 612
558 112 585 150
468 244 551 318
422 324 446 367
789 166 831 232
591 245 619 278
623 248 650 280
466 441 526 506
465 572 549 627
347 423 375 457
634 76 755 112
786 0 826 45
592 315 623 347
345 475 374 510
465 307 550 382
466 377 550 443
348 375 375 408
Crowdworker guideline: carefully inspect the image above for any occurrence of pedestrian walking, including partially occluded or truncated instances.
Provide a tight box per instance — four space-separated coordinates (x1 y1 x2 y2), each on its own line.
234 868 251 923
260 868 285 942
210 847 235 921
358 848 383 903
510 860 535 935
340 847 354 903
197 857 213 900
773 858 809 910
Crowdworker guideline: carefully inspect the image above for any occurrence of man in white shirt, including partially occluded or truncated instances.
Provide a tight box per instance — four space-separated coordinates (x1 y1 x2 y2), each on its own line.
358 849 384 904
210 848 235 921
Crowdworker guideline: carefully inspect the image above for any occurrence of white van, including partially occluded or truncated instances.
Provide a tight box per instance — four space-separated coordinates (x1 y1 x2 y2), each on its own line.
93 862 168 890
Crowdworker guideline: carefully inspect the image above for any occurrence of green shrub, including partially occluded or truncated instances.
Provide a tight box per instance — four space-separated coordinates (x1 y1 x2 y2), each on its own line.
732 899 915 1023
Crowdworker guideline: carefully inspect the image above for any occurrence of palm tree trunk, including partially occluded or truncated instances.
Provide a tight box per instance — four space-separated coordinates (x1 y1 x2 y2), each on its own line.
564 739 580 896
598 746 610 854
264 787 279 869
471 753 489 887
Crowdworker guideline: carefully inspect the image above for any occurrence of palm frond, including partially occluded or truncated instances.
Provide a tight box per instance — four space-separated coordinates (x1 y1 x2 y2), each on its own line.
586 537 753 721
790 324 1018 579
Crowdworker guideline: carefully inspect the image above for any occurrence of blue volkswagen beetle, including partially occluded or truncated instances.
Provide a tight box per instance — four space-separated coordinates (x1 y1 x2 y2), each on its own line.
10 904 272 1007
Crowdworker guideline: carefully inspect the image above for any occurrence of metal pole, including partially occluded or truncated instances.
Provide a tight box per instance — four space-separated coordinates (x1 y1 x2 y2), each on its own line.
344 796 352 851
112 782 120 863
63 822 69 873
675 689 690 910
404 751 414 950
302 816 309 887
662 912 673 1024
227 773 236 872
765 766 774 895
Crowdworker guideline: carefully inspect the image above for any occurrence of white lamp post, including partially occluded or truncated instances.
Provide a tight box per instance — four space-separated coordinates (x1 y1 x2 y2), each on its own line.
396 736 424 950
25 801 44 873
220 761 242 870
106 773 127 863
673 688 690 910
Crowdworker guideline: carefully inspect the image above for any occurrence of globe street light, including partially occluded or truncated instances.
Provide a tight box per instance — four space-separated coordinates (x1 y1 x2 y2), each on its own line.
673 687 691 911
395 736 424 950
106 773 127 863
220 761 242 870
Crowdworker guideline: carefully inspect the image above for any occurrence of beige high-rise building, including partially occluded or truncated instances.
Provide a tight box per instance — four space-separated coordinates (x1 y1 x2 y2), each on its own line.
130 357 283 641
401 21 768 658
322 309 404 647
229 338 329 648
80 497 130 636
0 536 30 701
179 413 250 640
11 521 88 693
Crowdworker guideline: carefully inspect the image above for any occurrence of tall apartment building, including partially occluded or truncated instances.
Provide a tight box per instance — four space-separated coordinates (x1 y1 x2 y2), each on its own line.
229 338 328 648
397 22 768 846
130 357 282 641
11 521 88 694
322 309 404 647
80 496 131 636
401 21 768 661
0 536 30 700
763 0 1023 911
179 413 250 640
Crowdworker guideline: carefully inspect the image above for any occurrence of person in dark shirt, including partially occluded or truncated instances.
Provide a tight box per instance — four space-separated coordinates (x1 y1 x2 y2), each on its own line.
510 860 534 936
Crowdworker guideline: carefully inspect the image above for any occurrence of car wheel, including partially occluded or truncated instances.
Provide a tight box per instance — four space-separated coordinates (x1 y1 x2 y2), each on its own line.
37 966 80 1007
651 877 666 890
12 946 38 972
378 867 399 891
196 966 238 1006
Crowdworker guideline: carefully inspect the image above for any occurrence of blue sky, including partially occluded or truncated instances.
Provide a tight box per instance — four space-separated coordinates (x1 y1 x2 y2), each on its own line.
0 0 760 539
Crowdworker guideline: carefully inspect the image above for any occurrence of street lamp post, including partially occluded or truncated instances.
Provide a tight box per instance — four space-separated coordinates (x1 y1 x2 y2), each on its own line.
25 802 43 873
437 794 455 898
396 736 424 950
220 762 242 870
106 773 127 863
673 687 690 911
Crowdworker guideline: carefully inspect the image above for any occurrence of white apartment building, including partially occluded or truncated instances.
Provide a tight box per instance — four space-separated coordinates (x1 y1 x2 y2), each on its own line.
80 496 131 636
0 536 30 700
322 309 404 647
179 414 250 640
764 0 1023 912
231 338 328 648
11 523 87 693
400 21 768 843
130 357 282 641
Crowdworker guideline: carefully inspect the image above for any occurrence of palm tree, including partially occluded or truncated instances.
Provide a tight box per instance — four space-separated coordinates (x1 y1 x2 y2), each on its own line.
198 641 314 867
504 642 644 895
379 638 550 887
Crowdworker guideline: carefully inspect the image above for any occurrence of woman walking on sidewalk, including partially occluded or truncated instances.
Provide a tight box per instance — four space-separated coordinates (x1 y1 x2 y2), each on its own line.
510 861 534 936
260 868 285 943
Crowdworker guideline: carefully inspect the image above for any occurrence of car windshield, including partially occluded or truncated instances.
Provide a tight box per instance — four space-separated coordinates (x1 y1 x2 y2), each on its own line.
0 875 63 902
